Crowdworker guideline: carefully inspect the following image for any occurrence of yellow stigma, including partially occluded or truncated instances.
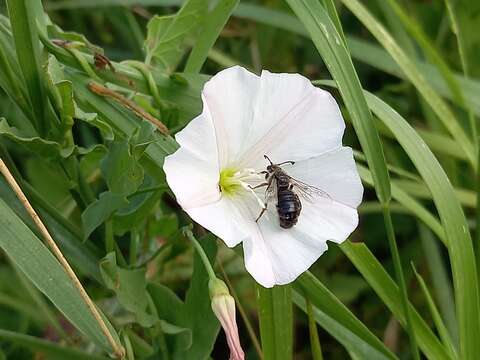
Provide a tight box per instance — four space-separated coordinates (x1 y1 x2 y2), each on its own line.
219 168 242 195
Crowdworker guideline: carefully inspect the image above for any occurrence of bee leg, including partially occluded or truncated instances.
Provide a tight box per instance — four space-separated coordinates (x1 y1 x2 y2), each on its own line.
289 184 294 190
249 182 269 190
255 204 268 223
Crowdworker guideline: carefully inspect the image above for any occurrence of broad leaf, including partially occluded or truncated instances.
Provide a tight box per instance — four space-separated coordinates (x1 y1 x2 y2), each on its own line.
145 0 208 72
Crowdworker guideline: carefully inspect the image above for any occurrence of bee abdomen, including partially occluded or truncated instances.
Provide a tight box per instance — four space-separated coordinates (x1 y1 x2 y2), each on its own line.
277 189 302 229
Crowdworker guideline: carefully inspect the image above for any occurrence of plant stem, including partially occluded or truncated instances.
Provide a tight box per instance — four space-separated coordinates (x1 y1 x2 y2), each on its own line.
382 203 420 360
306 298 323 360
184 228 216 280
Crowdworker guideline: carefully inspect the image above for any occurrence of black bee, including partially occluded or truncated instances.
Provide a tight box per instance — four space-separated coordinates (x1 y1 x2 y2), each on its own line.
253 155 330 229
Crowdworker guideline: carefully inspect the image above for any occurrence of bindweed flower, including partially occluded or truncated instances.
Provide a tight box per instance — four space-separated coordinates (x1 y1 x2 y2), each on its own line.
164 66 363 287
209 278 245 360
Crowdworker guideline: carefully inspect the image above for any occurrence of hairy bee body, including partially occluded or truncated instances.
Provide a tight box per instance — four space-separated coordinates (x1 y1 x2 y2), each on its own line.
270 169 302 229
256 155 328 229
276 186 302 228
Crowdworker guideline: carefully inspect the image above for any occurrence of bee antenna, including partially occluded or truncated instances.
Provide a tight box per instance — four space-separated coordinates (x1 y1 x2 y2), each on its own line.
264 155 273 165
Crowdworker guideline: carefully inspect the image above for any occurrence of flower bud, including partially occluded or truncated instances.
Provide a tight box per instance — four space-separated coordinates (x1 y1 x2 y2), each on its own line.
209 278 245 360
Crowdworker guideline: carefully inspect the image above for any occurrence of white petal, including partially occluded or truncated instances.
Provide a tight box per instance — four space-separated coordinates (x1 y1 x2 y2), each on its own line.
288 147 364 208
164 107 220 209
240 184 359 287
238 71 345 168
296 198 359 245
201 66 260 167
242 206 329 287
186 197 250 248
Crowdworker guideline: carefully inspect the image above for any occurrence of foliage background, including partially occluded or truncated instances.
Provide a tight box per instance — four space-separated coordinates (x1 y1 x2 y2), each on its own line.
0 0 479 359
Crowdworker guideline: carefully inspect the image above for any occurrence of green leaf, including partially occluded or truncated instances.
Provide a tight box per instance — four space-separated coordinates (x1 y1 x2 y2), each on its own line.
145 0 208 71
0 329 109 360
294 272 397 360
285 0 390 204
257 285 293 360
113 182 165 236
180 235 220 359
0 198 120 352
184 0 239 73
81 191 129 240
100 140 144 195
148 283 193 353
0 118 72 158
129 120 157 158
6 0 48 135
148 236 219 358
100 252 156 327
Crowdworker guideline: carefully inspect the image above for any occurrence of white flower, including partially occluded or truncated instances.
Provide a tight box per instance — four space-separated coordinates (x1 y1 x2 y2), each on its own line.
164 66 363 288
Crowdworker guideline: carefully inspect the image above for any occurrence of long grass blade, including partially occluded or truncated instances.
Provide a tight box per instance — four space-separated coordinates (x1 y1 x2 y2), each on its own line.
339 0 475 168
294 272 397 359
5 0 48 135
184 0 239 73
256 285 293 360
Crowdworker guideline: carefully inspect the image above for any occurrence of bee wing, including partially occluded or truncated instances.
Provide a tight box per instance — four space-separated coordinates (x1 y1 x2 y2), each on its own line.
264 176 277 204
288 176 331 203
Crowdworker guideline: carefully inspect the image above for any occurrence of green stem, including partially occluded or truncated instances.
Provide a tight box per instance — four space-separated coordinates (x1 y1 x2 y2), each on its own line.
306 298 323 360
105 220 114 254
382 204 420 360
184 228 216 280
122 332 135 360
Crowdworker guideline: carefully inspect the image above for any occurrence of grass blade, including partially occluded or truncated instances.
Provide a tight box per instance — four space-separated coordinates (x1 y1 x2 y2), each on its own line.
361 89 480 360
231 4 480 116
0 329 109 360
419 225 458 345
306 298 323 360
340 242 450 360
340 0 475 168
285 0 390 203
256 285 293 360
0 198 120 352
286 1 421 356
5 0 48 135
294 272 397 359
411 264 457 358
184 0 239 73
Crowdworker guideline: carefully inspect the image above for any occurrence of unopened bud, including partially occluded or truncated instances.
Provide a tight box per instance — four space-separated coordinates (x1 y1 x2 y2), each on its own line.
209 279 245 360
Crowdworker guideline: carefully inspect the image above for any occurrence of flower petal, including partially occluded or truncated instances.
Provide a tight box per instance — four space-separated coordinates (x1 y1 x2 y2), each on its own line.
240 188 358 287
186 197 250 248
296 198 359 245
288 147 364 208
242 207 328 287
164 106 220 209
201 66 260 167
239 71 345 168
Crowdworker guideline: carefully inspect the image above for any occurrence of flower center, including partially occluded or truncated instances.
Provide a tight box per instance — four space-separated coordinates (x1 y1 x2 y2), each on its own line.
219 168 243 195
219 167 265 209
